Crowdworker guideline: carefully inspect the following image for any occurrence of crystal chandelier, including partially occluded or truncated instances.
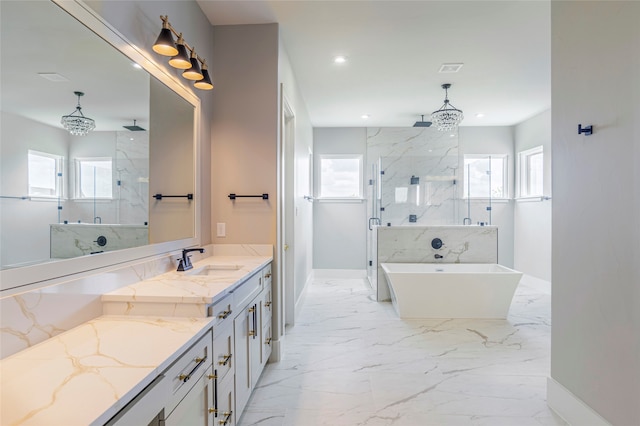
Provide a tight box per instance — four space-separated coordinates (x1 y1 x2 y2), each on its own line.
431 83 464 131
61 91 96 136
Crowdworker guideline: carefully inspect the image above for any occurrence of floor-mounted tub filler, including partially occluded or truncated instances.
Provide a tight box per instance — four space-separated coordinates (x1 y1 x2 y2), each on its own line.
380 263 523 319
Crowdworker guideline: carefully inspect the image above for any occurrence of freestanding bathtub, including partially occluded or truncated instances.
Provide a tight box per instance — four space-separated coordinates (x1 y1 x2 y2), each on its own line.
380 263 523 319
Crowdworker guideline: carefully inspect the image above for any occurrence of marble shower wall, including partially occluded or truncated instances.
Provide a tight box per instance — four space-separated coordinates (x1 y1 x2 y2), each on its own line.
366 127 459 226
376 225 498 301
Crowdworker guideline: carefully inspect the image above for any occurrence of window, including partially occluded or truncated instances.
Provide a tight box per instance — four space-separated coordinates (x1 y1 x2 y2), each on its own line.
75 157 113 199
518 146 543 197
318 155 363 199
463 155 508 199
28 150 63 197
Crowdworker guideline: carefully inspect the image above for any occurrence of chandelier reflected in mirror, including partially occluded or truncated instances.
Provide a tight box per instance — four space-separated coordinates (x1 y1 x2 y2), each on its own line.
431 83 464 131
61 91 96 136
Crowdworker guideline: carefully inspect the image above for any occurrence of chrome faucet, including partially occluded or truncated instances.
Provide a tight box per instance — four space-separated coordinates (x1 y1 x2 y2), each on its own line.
177 248 205 271
94 216 102 224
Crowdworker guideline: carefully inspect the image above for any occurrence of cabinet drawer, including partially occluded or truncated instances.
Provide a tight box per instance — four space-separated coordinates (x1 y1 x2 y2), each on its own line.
209 293 234 330
213 322 234 382
214 370 235 426
232 272 262 310
164 330 213 416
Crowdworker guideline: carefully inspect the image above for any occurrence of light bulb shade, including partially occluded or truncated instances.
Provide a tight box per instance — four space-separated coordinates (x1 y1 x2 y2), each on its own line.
152 28 178 56
194 67 213 90
168 40 191 69
183 55 203 81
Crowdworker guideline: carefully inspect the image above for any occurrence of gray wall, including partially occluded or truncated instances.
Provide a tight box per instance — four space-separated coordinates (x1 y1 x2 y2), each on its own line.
313 128 367 269
514 110 551 281
551 2 640 424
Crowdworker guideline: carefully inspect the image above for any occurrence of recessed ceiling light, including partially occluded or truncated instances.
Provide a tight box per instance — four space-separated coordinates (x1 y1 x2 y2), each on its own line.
438 63 464 73
361 114 370 119
475 113 485 118
38 72 69 82
334 55 347 64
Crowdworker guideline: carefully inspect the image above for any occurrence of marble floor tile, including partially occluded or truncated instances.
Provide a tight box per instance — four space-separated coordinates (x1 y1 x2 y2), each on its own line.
238 275 566 426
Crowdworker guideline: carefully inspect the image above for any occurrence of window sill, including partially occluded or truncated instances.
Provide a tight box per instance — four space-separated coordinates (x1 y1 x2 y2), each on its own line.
316 198 365 203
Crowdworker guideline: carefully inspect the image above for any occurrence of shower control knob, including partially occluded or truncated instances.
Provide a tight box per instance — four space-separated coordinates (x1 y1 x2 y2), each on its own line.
95 236 107 246
431 238 443 250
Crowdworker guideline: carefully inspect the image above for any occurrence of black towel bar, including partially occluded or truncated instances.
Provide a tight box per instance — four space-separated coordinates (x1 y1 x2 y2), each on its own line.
228 193 269 200
153 193 193 200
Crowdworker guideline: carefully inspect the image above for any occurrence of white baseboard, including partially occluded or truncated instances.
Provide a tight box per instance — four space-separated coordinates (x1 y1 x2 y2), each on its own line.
312 269 367 279
547 377 612 426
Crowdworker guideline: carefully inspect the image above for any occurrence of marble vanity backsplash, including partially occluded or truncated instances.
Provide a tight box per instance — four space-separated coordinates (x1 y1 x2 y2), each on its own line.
0 244 269 359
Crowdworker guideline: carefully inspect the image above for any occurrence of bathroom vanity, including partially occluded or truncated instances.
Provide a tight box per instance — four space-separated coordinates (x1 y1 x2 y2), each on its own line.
0 251 273 426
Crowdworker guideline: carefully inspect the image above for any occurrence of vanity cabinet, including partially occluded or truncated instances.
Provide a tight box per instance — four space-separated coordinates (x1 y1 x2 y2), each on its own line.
233 264 273 421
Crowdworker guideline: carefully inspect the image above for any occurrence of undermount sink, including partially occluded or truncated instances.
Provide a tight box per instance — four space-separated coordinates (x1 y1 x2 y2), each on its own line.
187 264 243 276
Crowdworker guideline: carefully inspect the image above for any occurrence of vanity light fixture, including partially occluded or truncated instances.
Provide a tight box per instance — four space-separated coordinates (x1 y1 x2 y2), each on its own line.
60 91 96 136
431 83 464 131
152 16 213 90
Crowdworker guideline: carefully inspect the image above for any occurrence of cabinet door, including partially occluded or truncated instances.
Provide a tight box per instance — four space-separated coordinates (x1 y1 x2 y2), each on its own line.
164 367 214 426
233 306 252 416
214 369 235 426
261 322 272 369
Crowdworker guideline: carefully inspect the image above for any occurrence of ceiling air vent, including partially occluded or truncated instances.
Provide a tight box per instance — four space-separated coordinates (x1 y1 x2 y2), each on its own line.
438 63 464 73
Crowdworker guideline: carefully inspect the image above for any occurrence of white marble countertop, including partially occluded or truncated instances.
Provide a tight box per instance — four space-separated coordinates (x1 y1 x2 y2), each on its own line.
0 315 213 426
101 255 272 305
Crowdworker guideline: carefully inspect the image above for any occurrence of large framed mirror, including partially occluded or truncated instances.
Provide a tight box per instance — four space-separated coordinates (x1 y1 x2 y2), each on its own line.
0 0 201 292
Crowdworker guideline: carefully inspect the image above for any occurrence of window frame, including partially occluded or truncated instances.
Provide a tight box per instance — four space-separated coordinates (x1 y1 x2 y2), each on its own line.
317 154 364 200
462 154 509 200
27 150 64 198
74 157 114 200
517 146 544 198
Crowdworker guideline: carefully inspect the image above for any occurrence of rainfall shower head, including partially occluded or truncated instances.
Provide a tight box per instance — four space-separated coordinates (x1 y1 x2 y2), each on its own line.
123 119 146 131
413 115 432 128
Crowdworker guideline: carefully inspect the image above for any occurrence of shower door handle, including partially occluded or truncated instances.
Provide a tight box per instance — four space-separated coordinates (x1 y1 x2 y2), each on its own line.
368 217 381 231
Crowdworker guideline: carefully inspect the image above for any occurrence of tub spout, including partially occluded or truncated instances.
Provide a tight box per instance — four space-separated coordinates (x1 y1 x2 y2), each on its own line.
434 254 443 259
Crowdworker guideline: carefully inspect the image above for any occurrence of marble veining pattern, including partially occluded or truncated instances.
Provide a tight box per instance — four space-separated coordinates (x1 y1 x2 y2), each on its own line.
0 315 212 426
238 275 564 426
50 224 148 258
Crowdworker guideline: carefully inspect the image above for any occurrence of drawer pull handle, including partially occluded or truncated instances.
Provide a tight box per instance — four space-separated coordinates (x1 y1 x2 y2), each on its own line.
208 374 217 380
209 408 217 414
218 309 232 319
265 301 272 307
265 337 272 345
264 273 272 279
218 354 232 366
248 306 255 313
219 411 233 425
178 355 207 383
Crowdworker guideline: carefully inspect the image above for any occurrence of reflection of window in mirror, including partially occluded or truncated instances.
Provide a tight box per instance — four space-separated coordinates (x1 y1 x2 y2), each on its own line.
28 150 63 198
75 157 113 199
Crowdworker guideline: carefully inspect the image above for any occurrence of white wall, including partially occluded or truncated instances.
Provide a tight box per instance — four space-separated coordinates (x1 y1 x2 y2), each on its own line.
514 110 551 281
278 41 314 307
550 2 640 424
313 128 367 270
459 126 515 268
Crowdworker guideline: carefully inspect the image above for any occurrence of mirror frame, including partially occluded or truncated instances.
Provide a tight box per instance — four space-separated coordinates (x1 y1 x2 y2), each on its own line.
0 0 201 294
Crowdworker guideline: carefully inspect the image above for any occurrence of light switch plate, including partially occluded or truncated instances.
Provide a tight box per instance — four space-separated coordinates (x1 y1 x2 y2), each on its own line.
216 223 226 237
